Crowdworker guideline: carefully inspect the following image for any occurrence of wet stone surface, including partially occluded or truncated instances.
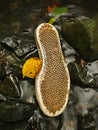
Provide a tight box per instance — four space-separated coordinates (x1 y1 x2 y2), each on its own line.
0 1 98 130
1 35 37 60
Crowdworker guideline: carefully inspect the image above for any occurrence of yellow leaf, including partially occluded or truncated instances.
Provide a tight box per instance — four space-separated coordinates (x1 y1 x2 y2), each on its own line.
49 17 56 24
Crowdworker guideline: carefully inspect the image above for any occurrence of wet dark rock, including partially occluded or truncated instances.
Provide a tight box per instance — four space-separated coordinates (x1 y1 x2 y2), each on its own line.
60 36 79 63
61 104 77 130
77 111 96 130
0 1 98 130
1 35 37 59
0 58 23 83
0 60 12 76
68 61 96 88
95 75 98 88
0 60 6 83
73 86 98 115
14 36 36 59
0 45 7 58
67 4 84 16
61 85 98 130
61 18 98 62
94 107 98 129
86 60 98 88
86 60 98 75
29 110 63 130
0 94 6 101
11 63 23 79
20 80 35 103
0 74 21 98
63 85 98 130
0 99 35 122
0 120 32 130
1 36 18 50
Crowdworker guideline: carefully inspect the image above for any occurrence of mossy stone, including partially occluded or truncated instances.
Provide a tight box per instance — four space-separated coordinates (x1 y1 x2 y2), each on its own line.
62 18 98 62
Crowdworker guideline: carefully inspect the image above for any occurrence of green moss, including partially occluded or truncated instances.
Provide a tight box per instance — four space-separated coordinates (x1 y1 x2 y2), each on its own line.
62 21 93 61
80 19 96 42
